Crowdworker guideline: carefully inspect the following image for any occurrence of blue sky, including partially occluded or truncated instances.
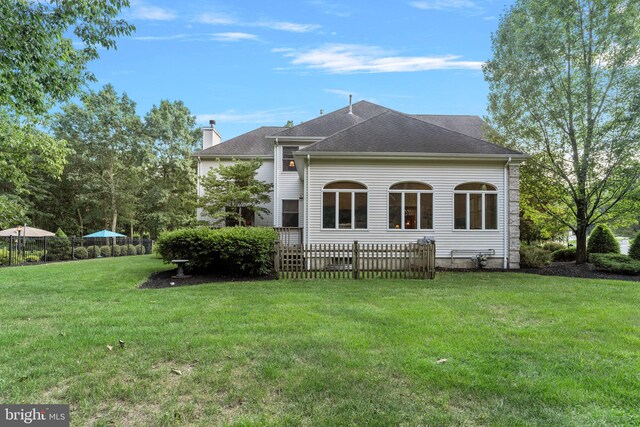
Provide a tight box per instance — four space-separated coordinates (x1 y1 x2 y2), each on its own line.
87 0 515 139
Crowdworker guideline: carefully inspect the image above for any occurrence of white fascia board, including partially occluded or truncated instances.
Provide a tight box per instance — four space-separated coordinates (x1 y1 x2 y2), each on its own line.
301 151 529 162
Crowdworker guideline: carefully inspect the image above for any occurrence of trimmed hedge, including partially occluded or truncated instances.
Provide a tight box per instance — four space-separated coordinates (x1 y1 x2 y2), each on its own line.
127 244 137 256
629 231 640 260
74 247 88 259
120 245 129 255
156 227 279 276
589 253 640 275
87 245 100 258
551 247 576 262
112 245 121 257
520 245 552 268
135 244 145 255
587 224 620 254
48 228 71 261
100 245 111 257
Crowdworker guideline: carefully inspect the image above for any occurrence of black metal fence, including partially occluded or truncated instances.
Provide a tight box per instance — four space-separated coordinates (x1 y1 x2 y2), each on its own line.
0 236 154 267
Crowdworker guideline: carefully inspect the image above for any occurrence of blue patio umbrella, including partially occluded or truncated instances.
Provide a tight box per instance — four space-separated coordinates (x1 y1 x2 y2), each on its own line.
82 230 126 238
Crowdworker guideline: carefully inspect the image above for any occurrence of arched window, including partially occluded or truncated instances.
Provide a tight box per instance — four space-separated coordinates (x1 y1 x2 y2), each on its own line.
322 181 367 229
454 182 498 230
388 182 433 230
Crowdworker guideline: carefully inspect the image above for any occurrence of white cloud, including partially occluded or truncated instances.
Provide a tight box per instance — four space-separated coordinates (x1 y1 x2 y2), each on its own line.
196 107 307 125
324 89 356 98
409 0 481 11
278 44 483 74
194 12 320 33
129 1 176 21
211 32 258 42
196 12 237 25
133 32 258 42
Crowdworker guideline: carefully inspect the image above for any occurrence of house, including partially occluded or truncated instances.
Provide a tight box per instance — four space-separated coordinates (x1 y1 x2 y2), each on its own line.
194 100 527 269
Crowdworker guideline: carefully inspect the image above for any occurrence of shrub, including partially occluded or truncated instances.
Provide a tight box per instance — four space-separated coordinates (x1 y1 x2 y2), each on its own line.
589 253 640 275
0 248 9 265
135 244 145 255
87 245 100 258
120 245 129 255
48 228 71 261
541 241 565 252
156 227 279 276
520 245 552 268
629 231 640 261
112 245 121 257
100 245 111 257
74 247 88 259
587 224 620 254
127 244 137 256
552 247 576 262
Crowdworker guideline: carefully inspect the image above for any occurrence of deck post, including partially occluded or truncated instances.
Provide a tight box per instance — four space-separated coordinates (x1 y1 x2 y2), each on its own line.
352 241 359 280
273 240 280 279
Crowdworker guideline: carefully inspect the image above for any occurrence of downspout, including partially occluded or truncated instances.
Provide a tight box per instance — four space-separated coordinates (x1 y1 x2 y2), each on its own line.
305 154 310 245
274 138 279 227
503 157 512 269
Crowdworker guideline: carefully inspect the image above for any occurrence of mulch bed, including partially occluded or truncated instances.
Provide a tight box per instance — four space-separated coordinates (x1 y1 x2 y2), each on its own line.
515 261 640 282
139 269 274 289
141 262 639 289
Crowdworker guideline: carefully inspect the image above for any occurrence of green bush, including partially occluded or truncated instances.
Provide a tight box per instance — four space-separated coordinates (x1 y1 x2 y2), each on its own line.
112 245 121 256
100 245 111 257
127 244 137 256
0 248 9 265
541 241 565 252
135 244 145 255
87 245 100 258
551 247 576 262
156 227 279 276
74 247 88 259
628 231 640 260
587 224 620 254
48 228 71 261
589 253 640 275
120 245 129 255
520 245 552 268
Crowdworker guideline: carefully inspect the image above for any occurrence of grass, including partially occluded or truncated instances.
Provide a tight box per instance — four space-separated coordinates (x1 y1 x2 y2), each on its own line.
1 256 639 426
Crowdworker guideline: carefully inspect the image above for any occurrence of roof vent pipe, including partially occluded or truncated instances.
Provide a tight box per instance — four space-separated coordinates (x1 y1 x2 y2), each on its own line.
209 119 216 128
348 94 353 114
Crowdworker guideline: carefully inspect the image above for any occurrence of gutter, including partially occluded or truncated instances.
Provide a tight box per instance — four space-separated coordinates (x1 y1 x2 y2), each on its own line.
297 151 529 161
503 157 512 269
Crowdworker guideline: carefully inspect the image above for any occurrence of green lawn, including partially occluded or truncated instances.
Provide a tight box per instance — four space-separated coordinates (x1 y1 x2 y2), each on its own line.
1 256 639 426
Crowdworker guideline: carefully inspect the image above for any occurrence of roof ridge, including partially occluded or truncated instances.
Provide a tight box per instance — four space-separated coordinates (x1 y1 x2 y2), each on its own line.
301 110 392 152
270 100 386 137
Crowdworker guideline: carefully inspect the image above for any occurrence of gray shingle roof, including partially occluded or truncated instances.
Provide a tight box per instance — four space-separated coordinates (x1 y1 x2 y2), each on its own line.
301 110 523 156
411 115 487 141
194 126 285 157
271 100 389 138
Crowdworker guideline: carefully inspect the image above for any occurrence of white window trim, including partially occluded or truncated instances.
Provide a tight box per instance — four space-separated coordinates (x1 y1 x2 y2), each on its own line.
281 146 299 172
321 188 368 230
387 189 434 231
281 199 300 228
452 189 499 231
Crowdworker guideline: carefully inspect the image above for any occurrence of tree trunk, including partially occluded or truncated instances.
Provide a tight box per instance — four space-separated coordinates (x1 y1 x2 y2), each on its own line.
112 209 118 233
575 202 589 264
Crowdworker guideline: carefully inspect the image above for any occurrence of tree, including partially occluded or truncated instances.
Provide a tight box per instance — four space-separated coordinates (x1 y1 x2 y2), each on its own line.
587 224 620 254
484 0 640 263
200 159 273 226
138 100 200 237
53 85 145 233
0 0 133 227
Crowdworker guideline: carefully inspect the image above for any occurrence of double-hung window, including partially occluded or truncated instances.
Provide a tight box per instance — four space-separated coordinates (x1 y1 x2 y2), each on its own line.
322 181 367 229
281 200 299 227
454 182 498 230
388 182 433 230
282 146 298 171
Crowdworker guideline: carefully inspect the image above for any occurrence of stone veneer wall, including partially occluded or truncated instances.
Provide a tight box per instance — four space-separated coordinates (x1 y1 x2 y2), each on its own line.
508 164 521 268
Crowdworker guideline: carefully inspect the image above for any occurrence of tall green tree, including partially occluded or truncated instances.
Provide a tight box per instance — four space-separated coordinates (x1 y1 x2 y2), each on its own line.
484 0 640 263
0 0 133 227
200 159 273 226
53 85 145 233
138 100 200 237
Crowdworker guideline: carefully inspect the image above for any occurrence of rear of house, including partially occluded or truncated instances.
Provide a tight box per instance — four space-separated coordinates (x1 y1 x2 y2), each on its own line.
194 100 526 269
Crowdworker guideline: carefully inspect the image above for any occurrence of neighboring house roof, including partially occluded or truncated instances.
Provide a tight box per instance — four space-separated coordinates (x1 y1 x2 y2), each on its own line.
194 126 286 157
301 110 523 156
410 115 487 141
270 100 389 138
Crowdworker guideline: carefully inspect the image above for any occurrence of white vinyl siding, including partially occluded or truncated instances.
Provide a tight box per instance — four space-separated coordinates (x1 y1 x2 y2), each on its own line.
274 145 306 227
305 159 506 258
